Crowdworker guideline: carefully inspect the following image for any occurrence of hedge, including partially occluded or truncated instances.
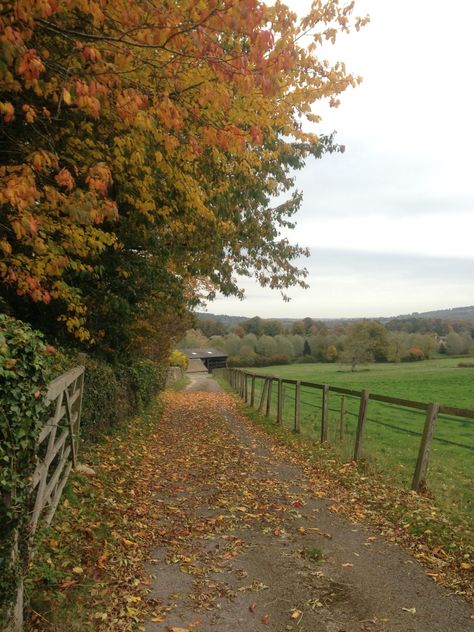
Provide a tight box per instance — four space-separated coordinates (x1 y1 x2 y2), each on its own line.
80 358 166 439
0 315 54 628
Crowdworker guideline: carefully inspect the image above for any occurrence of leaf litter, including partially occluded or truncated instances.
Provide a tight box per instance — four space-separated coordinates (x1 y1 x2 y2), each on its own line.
29 389 473 630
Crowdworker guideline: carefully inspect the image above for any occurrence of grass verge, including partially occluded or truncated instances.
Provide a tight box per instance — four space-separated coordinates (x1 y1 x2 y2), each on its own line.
167 375 191 391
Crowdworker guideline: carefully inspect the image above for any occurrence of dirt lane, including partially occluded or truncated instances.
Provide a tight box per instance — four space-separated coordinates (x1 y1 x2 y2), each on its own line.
183 372 224 393
145 386 472 632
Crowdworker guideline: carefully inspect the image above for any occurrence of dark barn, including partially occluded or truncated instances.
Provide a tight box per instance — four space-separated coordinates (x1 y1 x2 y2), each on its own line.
182 348 228 373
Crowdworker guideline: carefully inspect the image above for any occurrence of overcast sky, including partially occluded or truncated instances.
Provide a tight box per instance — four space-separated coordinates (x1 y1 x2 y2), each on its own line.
210 0 474 319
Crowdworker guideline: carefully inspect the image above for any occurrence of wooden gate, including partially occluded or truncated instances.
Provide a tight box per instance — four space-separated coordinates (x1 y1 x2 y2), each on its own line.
30 366 85 534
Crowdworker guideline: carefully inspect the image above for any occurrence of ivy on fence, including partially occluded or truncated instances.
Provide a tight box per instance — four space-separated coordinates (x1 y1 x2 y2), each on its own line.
0 315 55 626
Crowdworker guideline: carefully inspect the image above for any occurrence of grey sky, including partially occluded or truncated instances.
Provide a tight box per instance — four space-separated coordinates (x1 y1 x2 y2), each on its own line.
210 0 474 319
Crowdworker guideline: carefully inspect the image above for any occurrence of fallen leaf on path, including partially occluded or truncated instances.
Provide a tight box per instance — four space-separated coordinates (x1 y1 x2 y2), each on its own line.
59 579 78 590
306 527 332 539
341 563 353 568
261 613 270 624
402 607 416 614
290 609 302 619
249 602 257 612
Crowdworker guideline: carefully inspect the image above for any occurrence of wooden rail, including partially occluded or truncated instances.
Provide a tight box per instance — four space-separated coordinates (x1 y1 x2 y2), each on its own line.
31 366 85 534
217 368 474 494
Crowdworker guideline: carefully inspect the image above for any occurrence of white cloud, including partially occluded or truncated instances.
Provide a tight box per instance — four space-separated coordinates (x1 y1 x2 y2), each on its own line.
289 210 474 259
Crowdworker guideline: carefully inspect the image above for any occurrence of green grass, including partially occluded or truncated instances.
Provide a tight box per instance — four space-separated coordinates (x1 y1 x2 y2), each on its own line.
251 357 474 408
167 375 191 391
243 357 474 522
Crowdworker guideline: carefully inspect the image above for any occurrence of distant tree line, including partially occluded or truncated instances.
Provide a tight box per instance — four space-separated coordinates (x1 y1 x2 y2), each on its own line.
180 316 474 370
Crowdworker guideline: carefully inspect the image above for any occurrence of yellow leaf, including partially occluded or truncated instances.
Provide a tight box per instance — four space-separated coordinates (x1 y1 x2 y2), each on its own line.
62 88 72 106
402 607 416 614
72 566 83 575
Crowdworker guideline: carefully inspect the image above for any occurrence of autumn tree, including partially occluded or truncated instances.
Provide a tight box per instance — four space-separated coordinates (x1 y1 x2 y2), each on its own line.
256 334 277 357
261 319 283 336
242 317 264 337
342 320 389 371
1 0 367 351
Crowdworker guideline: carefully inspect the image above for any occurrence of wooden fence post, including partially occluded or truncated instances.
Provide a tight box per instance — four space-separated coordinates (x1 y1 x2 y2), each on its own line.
277 379 283 424
265 379 272 417
244 373 248 402
339 396 345 441
258 378 269 413
294 381 301 433
354 390 369 460
412 403 440 491
321 384 329 443
250 376 256 407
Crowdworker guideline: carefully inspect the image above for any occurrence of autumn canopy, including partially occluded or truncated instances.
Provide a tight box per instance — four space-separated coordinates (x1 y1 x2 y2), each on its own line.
0 0 366 353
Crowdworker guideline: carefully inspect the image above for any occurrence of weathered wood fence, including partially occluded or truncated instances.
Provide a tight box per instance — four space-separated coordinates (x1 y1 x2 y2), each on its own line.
217 368 474 492
9 367 85 632
31 366 85 534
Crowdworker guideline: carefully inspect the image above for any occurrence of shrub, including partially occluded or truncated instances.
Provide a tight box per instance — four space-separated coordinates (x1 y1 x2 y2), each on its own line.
269 354 290 365
81 359 128 437
0 315 55 626
402 346 425 362
227 354 255 367
127 360 164 410
80 358 166 439
325 345 338 362
253 356 274 367
238 353 290 367
169 350 189 370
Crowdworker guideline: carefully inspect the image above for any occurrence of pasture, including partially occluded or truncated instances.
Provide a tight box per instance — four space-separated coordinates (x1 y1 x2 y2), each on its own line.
248 358 474 522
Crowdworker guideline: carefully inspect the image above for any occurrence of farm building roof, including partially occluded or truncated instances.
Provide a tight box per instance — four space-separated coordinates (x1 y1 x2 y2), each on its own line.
181 348 228 359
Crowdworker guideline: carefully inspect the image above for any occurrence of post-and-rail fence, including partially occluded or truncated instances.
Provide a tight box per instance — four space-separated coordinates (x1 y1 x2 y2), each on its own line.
216 367 474 493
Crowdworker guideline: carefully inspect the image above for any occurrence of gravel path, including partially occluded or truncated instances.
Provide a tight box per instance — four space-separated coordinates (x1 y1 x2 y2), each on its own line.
145 379 473 632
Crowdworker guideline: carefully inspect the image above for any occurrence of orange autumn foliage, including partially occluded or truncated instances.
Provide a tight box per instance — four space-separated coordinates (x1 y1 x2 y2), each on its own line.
0 0 367 341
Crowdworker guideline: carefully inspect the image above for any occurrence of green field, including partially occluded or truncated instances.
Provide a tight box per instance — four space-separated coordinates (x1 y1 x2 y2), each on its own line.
246 358 474 521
